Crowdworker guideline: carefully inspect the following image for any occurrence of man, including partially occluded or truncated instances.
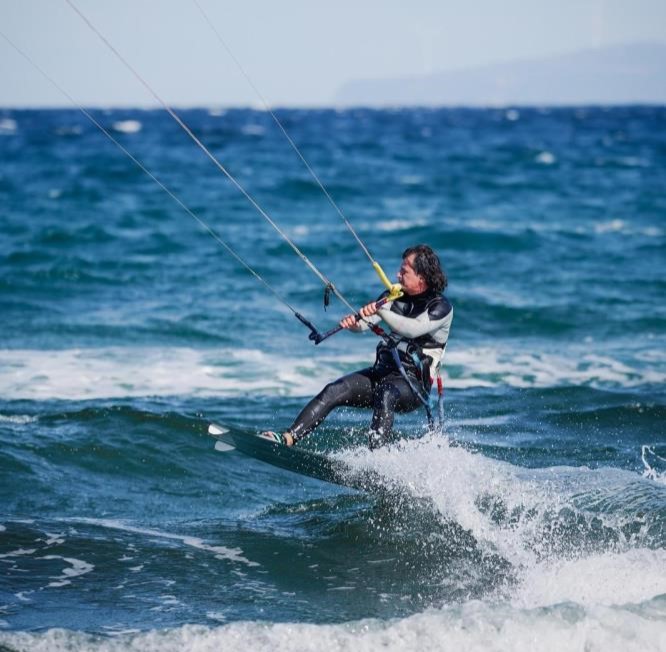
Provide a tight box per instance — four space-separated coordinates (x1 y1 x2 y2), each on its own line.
264 244 452 448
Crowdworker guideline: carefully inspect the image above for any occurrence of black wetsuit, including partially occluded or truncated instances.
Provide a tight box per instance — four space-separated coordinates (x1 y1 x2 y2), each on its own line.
288 289 453 448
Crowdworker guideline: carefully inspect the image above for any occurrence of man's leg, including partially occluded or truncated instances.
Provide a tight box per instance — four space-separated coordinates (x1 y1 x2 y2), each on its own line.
287 369 375 442
369 375 422 449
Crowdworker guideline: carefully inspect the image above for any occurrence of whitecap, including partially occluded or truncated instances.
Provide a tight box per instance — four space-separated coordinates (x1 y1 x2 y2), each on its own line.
618 156 649 168
505 109 520 121
111 120 142 134
0 548 36 559
0 118 17 134
241 124 265 136
594 218 625 233
55 125 83 136
0 414 37 425
291 225 310 237
374 218 425 232
44 532 65 546
535 151 556 165
41 555 94 588
398 175 425 186
62 518 259 568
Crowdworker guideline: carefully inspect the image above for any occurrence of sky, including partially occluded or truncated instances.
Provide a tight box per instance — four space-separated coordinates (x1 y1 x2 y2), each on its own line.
1 0 666 107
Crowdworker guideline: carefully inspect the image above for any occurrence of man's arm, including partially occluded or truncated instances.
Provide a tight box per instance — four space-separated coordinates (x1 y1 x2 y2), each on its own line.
377 303 452 339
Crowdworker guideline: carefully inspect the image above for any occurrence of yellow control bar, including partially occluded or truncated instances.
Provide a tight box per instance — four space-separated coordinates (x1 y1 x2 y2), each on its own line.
373 261 403 301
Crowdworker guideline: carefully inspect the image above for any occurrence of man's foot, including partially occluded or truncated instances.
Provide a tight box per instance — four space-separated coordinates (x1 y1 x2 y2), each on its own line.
259 431 284 444
258 431 295 446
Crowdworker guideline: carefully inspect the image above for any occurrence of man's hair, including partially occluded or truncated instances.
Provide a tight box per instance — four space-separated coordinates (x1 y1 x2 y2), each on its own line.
402 244 447 293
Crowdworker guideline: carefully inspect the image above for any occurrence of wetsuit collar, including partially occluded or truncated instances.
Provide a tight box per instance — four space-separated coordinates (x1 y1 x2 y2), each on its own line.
403 287 436 302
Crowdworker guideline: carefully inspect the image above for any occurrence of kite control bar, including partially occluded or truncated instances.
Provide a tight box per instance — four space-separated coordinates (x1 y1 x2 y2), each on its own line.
294 260 402 345
295 296 392 346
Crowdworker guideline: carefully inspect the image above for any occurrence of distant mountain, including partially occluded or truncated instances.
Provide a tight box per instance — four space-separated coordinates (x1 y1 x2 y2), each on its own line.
334 42 666 106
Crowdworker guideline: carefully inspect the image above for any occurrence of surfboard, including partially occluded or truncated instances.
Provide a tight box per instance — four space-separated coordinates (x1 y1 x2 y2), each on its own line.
208 423 385 491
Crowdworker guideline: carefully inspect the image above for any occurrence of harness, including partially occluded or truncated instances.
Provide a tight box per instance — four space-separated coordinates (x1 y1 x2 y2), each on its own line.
386 339 446 431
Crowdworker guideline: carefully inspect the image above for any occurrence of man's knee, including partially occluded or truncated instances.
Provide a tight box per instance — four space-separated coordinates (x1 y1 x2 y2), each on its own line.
373 381 399 410
317 378 345 404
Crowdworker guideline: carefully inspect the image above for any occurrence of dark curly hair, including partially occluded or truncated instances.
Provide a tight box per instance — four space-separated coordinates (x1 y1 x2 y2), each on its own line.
402 244 447 293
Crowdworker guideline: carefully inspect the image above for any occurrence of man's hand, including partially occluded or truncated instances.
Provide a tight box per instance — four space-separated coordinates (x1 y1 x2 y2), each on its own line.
339 314 358 329
339 302 378 329
359 301 379 318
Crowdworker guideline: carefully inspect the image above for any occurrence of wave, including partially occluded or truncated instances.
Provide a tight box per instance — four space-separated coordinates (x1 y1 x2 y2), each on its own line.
0 345 662 401
335 437 666 564
1 419 664 648
0 595 664 652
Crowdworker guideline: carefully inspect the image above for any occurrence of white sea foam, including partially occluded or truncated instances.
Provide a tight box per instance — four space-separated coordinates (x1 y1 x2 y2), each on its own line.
641 445 666 485
0 548 37 560
0 347 301 400
374 218 427 232
41 555 94 588
1 598 664 652
513 548 666 608
62 518 259 568
445 346 665 389
450 213 663 239
43 532 66 546
0 344 661 401
111 120 142 134
0 414 37 425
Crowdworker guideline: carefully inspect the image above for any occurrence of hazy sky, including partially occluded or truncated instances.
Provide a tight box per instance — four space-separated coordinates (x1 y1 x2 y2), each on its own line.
2 0 665 107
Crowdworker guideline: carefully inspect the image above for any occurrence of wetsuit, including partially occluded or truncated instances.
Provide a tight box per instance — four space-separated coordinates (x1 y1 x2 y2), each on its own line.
288 288 453 448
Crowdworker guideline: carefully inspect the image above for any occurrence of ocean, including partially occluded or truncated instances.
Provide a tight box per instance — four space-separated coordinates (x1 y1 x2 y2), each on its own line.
0 106 664 651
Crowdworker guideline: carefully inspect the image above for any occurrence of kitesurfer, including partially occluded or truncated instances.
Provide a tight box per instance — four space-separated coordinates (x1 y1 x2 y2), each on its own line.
263 244 452 449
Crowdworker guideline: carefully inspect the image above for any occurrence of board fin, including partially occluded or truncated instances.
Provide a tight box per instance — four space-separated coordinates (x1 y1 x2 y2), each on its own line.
208 423 229 436
209 423 235 451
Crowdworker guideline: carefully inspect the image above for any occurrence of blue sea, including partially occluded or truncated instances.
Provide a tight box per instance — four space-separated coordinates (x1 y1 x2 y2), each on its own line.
0 106 665 651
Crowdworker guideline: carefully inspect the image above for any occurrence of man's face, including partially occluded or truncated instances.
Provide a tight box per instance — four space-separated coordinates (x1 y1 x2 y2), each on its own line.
398 254 427 295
